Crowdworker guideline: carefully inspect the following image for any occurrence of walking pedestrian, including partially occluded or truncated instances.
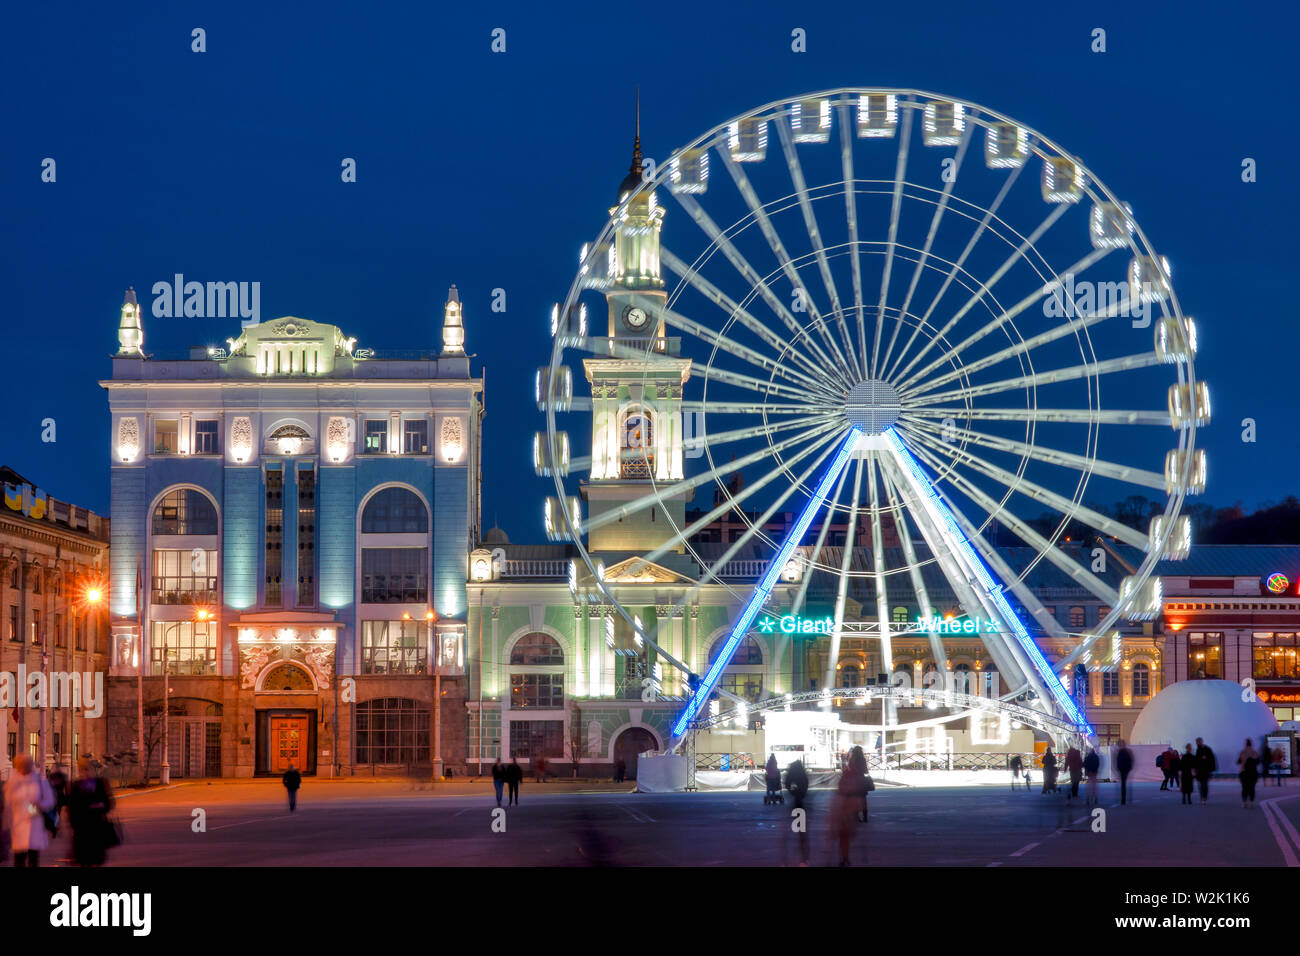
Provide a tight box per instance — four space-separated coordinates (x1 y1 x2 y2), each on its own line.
1259 745 1270 790
1041 747 1057 794
1158 749 1171 790
534 754 547 784
833 746 869 865
1064 745 1083 801
2 754 55 867
1272 746 1287 787
282 762 302 812
67 757 116 867
1083 748 1100 805
1009 754 1024 791
614 758 627 784
1115 740 1135 805
505 757 522 806
1179 744 1196 805
1194 737 1216 805
491 758 505 807
783 758 811 866
1167 748 1181 794
764 754 781 804
1238 738 1260 808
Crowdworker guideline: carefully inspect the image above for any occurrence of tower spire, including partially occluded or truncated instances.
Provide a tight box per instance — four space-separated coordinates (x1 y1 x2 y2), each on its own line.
117 286 143 355
618 88 645 200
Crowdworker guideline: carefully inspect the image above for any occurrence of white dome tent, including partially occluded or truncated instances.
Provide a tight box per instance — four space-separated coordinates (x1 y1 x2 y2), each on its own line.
1131 680 1278 773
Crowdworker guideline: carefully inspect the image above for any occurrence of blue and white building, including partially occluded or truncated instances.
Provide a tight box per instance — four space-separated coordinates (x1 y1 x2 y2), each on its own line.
104 287 482 777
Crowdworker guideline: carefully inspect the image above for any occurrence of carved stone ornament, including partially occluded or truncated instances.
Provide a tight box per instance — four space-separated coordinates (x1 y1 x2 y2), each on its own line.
239 644 274 689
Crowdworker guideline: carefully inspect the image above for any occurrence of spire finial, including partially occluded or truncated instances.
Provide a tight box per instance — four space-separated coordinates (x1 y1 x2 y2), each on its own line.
629 87 642 176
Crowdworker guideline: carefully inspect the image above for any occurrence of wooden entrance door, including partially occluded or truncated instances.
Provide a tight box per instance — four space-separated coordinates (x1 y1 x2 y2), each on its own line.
270 715 309 773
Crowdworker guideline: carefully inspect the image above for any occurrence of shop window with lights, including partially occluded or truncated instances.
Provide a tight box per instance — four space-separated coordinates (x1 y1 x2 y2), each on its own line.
1253 633 1298 680
1187 632 1223 679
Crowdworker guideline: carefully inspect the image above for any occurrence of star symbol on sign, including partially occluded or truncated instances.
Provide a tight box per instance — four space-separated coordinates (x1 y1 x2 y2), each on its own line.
757 617 775 633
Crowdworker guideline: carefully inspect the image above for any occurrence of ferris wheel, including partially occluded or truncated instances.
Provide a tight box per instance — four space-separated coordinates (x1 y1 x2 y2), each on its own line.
539 88 1206 743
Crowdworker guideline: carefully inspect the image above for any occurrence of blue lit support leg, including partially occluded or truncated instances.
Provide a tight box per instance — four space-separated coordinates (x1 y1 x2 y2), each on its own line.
672 428 861 738
880 427 1093 736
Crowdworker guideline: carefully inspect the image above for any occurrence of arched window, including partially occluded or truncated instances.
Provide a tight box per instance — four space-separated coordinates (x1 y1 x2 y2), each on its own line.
1132 662 1150 697
710 635 763 665
510 633 564 665
362 487 429 533
1068 606 1086 629
840 663 861 688
152 488 217 535
619 408 654 479
892 606 909 624
355 698 430 765
953 662 973 694
509 633 564 709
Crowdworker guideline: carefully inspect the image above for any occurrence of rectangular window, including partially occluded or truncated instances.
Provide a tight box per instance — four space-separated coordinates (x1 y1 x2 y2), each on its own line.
1095 723 1122 747
1132 666 1150 697
53 733 60 757
510 673 564 709
1188 632 1223 679
152 549 218 605
194 419 220 454
265 471 283 606
298 470 316 606
509 720 565 760
31 609 40 645
1253 633 1298 680
28 732 37 761
361 620 429 675
360 548 428 603
55 612 64 648
1101 670 1120 696
76 616 86 652
403 419 429 454
150 620 217 676
363 420 387 454
5 732 13 760
8 605 17 642
154 419 179 454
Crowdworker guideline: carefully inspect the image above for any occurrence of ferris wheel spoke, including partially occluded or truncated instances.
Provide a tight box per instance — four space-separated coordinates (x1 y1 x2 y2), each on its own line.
789 460 854 616
871 109 914 378
651 296 841 399
680 400 830 416
892 203 1069 388
837 103 868 379
662 247 833 386
578 418 846 537
774 121 855 360
898 418 1166 491
682 412 841 456
672 192 855 387
904 439 1121 605
825 457 866 694
904 406 1173 428
716 150 858 381
879 126 973 378
903 425 1150 549
908 288 1135 397
895 247 1113 395
884 161 1026 383
694 361 838 404
865 456 895 692
876 466 948 671
907 351 1165 405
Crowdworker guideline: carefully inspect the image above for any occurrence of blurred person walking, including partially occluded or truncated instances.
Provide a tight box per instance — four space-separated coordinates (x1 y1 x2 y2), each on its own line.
764 754 781 804
491 758 505 807
1009 754 1024 791
282 762 302 812
1083 748 1100 805
832 746 870 865
1041 747 1058 794
1194 738 1216 805
1064 745 1083 801
3 754 56 867
783 758 811 865
1237 739 1260 808
1115 740 1135 805
1179 744 1196 805
68 757 116 866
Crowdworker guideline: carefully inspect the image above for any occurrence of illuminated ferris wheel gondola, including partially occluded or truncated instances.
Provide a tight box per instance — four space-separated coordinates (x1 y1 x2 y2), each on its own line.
540 89 1206 744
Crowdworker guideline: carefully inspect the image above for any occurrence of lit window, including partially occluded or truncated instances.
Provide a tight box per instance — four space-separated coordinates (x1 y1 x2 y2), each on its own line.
153 419 179 454
362 420 387 454
1132 662 1150 696
152 489 218 535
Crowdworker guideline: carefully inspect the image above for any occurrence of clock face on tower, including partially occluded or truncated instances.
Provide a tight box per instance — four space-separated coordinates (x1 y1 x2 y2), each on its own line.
622 305 649 331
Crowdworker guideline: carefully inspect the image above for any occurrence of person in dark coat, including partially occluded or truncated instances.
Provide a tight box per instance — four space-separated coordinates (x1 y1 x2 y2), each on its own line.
1194 738 1216 805
282 763 302 812
1009 754 1024 791
1158 749 1171 790
1179 744 1196 804
1238 739 1260 808
614 758 627 783
783 759 811 865
490 759 505 807
1041 747 1058 793
67 757 115 866
1083 748 1101 805
1063 746 1084 801
833 746 869 865
764 754 781 802
1115 741 1135 805
505 757 523 806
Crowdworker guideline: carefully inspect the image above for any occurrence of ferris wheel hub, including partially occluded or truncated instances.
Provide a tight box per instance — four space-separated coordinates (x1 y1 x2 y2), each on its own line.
844 379 901 434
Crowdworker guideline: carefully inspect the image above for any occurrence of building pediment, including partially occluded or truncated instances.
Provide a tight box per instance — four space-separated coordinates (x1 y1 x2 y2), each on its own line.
601 557 693 584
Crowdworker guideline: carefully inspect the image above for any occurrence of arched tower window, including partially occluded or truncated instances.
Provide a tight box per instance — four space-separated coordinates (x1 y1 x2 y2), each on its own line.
152 488 218 535
620 408 654 479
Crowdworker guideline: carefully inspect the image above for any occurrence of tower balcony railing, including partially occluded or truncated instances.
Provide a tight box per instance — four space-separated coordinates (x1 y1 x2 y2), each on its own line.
501 559 568 579
585 336 682 357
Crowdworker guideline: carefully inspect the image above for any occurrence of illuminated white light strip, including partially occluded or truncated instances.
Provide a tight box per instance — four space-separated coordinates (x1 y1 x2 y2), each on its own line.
672 428 862 737
881 427 1093 734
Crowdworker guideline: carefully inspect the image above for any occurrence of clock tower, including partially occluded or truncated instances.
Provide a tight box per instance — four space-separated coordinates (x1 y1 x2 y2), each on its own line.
583 111 691 556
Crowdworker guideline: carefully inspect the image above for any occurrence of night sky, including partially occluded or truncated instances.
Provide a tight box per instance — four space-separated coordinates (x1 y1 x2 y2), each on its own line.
4 1 1296 541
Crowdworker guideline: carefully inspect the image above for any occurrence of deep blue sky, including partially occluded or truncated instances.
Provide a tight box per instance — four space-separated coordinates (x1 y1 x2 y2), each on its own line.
3 1 1296 541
